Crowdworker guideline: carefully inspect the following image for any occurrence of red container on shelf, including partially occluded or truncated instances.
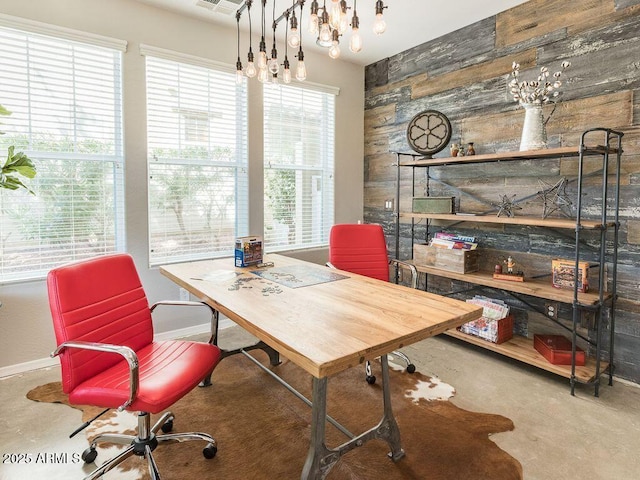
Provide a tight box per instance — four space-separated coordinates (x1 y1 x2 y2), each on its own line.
458 315 514 344
534 334 585 366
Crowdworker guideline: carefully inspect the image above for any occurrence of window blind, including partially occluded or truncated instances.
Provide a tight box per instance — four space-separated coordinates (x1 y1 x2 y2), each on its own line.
263 84 335 251
145 55 248 266
0 26 124 283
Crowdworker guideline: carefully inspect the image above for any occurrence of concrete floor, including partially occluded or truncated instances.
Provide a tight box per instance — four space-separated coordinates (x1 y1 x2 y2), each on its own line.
1 326 639 480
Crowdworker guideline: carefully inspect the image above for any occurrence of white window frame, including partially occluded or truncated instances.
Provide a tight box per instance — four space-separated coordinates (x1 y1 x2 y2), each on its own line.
263 83 336 252
0 17 126 283
142 46 249 267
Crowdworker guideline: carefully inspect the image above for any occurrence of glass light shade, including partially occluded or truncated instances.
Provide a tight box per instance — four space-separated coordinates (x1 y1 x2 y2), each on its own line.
283 67 292 84
236 69 243 85
257 51 267 69
349 29 363 53
288 28 300 48
328 42 340 59
258 66 269 83
245 61 257 78
268 58 279 75
373 13 386 35
295 60 307 81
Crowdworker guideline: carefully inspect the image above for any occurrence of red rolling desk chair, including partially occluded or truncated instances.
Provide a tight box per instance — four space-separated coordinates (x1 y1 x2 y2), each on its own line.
48 253 222 480
328 223 418 384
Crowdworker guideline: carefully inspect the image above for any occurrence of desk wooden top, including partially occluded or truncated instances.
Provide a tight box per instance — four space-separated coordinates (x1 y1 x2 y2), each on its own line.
160 254 482 379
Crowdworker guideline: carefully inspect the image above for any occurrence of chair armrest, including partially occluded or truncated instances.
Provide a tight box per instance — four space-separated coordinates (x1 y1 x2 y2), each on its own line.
51 341 139 411
389 259 418 289
326 262 336 269
150 300 219 345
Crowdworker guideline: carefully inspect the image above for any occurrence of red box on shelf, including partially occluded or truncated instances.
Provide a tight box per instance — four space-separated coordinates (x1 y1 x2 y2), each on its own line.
534 334 585 366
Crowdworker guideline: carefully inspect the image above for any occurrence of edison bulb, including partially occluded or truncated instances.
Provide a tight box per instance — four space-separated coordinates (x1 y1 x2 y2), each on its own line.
245 61 257 78
328 42 340 59
308 14 319 35
319 23 332 44
339 14 348 34
295 60 307 81
235 69 243 85
373 13 386 35
288 29 300 48
349 29 362 53
258 66 269 83
329 0 341 30
283 67 292 84
257 50 267 69
268 58 279 75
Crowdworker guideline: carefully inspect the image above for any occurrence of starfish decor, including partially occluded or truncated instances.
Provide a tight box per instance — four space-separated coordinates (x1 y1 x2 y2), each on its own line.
494 194 522 218
536 177 573 218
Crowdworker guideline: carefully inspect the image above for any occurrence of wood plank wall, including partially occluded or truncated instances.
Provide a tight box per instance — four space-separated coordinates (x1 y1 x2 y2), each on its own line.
363 0 640 383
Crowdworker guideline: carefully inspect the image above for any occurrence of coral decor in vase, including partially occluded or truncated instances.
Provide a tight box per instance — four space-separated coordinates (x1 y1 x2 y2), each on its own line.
509 61 571 151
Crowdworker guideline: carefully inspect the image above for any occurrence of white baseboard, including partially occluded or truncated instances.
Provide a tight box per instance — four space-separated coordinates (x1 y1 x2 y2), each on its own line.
0 319 235 379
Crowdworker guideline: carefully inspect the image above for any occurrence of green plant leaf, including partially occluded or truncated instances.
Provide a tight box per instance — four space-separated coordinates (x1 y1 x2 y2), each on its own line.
1 145 37 194
0 104 11 116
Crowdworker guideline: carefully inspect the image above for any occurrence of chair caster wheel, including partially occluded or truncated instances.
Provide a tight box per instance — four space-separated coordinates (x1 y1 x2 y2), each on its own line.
161 419 174 433
82 447 98 464
365 375 376 385
407 364 416 374
203 443 217 459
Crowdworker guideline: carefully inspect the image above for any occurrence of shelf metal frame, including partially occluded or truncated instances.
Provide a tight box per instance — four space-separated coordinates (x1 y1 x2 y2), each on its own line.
392 128 624 396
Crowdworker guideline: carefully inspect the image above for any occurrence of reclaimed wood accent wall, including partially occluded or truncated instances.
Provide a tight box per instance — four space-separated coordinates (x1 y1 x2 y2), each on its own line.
364 0 640 383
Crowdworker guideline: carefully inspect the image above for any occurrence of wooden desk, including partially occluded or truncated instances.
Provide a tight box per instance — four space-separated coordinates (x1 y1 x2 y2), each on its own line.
160 254 482 479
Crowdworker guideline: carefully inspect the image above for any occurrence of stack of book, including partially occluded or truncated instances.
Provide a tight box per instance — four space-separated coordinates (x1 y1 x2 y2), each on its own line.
459 296 513 344
428 232 478 250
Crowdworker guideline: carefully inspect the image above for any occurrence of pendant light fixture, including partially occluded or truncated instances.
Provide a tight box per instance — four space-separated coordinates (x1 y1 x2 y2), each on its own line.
235 12 243 84
245 1 257 77
232 0 388 82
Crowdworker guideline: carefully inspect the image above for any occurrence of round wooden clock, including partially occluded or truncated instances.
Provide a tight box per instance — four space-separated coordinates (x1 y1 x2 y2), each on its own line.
406 110 452 157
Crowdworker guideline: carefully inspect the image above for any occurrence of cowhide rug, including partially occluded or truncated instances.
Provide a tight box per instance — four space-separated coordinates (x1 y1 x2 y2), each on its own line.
27 352 522 479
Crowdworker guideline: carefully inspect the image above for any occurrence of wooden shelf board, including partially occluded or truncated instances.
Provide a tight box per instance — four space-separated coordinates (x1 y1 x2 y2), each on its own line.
409 264 609 305
444 330 607 383
399 212 612 230
397 145 619 167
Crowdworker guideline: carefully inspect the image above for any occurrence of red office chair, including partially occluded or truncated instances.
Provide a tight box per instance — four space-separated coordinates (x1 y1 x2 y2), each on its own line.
48 253 222 480
328 223 417 384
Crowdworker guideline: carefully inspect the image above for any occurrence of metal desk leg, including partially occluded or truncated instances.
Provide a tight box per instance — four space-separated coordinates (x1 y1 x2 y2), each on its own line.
301 355 405 480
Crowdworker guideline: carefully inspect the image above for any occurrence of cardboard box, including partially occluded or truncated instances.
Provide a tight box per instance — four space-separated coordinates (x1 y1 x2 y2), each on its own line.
458 315 514 344
412 197 455 214
534 334 586 366
235 236 263 267
551 259 589 292
413 244 478 273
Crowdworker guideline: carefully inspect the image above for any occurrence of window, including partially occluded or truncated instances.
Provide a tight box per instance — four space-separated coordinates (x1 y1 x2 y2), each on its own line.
263 84 335 250
145 53 248 266
0 24 125 283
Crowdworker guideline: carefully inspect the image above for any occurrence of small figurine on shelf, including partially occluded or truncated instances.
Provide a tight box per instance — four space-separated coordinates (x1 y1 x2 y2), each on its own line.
504 255 515 274
450 143 459 157
466 142 476 155
493 255 525 282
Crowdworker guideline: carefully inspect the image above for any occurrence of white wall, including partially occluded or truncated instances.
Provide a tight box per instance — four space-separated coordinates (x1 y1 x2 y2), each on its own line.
0 0 364 373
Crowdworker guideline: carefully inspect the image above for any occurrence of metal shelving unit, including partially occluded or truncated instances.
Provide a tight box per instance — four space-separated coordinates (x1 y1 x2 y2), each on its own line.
392 128 624 396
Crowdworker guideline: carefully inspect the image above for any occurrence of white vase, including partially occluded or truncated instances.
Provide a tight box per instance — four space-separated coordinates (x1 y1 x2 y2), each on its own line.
519 103 547 151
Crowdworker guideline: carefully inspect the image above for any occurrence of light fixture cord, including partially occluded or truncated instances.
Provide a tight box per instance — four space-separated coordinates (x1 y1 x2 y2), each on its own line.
237 14 241 62
248 1 253 54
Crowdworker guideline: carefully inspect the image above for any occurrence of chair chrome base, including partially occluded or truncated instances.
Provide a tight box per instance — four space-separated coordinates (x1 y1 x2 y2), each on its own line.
365 350 416 384
82 411 217 480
